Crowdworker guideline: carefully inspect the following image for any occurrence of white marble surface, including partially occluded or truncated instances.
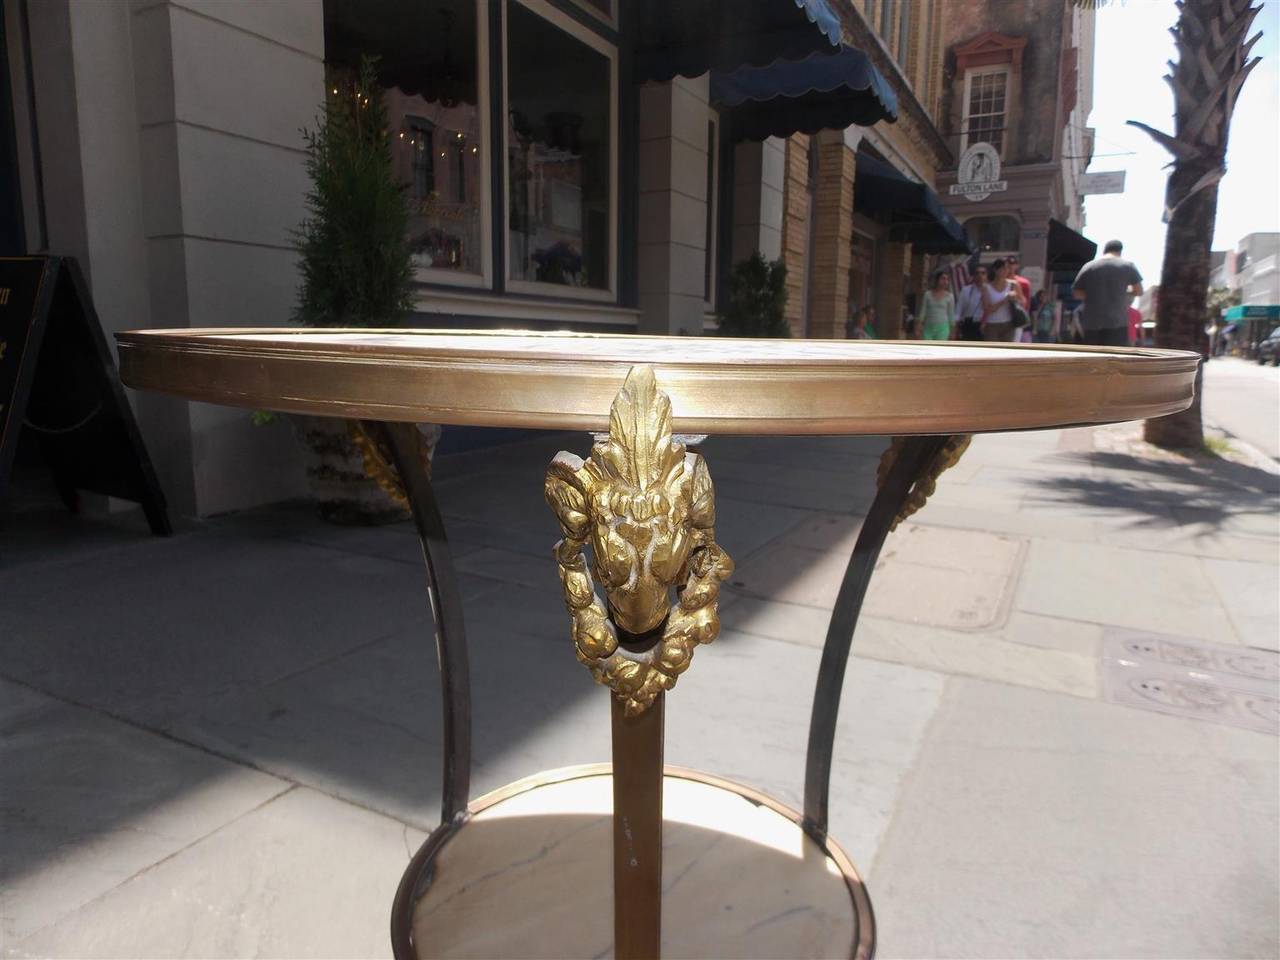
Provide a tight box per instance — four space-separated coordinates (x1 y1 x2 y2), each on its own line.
412 772 859 959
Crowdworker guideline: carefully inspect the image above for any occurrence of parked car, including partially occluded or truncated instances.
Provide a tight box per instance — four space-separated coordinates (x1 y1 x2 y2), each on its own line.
1257 327 1280 366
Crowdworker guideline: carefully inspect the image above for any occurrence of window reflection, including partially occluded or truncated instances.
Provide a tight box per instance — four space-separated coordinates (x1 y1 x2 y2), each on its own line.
326 0 484 277
506 2 611 291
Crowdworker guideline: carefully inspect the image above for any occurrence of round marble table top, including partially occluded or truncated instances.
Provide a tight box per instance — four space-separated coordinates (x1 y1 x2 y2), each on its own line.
116 328 1199 435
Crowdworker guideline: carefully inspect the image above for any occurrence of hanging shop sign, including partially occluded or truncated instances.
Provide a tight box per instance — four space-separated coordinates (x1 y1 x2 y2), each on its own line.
949 142 1007 202
1078 171 1127 195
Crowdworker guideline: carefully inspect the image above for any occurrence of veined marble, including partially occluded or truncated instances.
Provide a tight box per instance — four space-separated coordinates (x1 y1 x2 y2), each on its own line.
411 771 860 959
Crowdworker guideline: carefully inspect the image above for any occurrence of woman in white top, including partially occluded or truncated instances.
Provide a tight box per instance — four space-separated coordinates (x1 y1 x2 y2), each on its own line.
980 258 1023 342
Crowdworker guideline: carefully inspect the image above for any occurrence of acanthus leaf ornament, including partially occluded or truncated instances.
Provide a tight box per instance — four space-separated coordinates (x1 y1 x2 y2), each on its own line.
876 434 972 531
544 365 734 716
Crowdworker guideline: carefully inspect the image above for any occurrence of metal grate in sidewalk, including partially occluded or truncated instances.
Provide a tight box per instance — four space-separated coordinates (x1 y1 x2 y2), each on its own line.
1101 629 1279 735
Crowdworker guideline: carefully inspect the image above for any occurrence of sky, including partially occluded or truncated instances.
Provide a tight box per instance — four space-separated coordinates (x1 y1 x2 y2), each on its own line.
1083 0 1280 283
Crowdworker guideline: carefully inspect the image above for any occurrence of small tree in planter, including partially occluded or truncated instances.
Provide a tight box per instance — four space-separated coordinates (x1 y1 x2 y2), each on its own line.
289 57 437 523
716 253 790 338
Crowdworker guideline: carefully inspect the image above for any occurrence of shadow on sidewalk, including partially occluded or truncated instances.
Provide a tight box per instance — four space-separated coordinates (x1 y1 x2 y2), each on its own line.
1 429 888 898
1031 448 1280 531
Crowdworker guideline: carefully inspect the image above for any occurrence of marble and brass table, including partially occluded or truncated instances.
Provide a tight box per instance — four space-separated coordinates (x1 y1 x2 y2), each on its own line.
116 330 1198 959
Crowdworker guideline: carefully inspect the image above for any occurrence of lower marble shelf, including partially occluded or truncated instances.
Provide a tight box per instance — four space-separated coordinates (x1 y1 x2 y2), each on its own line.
398 765 874 960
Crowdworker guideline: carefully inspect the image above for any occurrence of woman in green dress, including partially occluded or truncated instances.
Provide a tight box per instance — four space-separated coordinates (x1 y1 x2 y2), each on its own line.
920 271 955 340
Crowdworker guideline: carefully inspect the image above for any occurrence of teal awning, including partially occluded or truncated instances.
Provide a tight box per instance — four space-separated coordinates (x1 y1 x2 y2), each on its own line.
1225 304 1280 322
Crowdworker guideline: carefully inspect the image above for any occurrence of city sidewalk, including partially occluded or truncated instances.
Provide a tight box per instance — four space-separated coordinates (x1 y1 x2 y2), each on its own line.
2 418 1277 958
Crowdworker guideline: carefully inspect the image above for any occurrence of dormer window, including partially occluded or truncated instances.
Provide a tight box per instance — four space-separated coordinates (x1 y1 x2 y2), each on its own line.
963 68 1008 154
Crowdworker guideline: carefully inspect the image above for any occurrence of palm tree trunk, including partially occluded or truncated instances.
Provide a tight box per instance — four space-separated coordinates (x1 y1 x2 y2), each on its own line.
1128 0 1263 449
1143 176 1217 448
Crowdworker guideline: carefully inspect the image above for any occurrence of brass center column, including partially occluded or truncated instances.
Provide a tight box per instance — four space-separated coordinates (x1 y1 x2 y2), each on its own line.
545 365 734 959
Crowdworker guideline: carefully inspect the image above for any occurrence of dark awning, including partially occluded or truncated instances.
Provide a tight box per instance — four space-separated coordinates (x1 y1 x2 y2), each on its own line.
711 46 899 140
853 154 973 254
636 0 843 83
1046 218 1097 273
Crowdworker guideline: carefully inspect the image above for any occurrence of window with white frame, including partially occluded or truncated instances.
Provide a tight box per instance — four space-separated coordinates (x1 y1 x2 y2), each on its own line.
962 67 1008 154
504 1 617 298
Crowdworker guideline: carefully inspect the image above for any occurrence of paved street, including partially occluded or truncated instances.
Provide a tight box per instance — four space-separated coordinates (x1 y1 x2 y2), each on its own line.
2 421 1278 958
1203 356 1280 462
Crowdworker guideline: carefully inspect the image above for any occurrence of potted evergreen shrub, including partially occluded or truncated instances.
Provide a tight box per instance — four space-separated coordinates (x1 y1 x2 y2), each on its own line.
716 252 790 338
289 57 439 523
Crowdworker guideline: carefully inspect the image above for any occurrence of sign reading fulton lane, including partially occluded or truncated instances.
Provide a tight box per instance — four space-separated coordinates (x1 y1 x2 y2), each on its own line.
950 142 1008 202
0 256 170 535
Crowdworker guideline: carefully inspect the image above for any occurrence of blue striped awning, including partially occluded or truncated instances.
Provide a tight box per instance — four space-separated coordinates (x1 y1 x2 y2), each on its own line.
712 45 899 141
636 0 844 83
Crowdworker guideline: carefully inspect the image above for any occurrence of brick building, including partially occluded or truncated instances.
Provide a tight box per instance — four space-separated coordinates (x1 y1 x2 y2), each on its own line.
737 0 971 339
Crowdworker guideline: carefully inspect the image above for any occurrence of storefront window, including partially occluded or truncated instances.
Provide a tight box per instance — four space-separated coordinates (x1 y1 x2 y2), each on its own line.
326 0 488 283
506 2 615 294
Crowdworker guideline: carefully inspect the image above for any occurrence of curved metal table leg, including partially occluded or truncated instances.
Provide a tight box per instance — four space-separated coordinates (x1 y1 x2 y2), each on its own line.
373 422 472 827
368 422 472 960
803 435 958 840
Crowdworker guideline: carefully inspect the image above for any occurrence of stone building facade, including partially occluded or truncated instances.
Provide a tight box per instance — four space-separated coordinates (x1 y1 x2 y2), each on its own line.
936 1 1098 298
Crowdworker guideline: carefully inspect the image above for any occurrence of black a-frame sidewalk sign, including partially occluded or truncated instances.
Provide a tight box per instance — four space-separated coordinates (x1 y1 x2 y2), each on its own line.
0 255 171 535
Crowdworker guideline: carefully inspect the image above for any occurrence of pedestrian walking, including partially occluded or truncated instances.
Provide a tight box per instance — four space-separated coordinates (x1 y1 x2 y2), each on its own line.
955 265 987 341
1031 290 1058 343
1127 298 1142 346
920 270 955 340
1071 240 1144 346
979 259 1023 342
1007 255 1033 311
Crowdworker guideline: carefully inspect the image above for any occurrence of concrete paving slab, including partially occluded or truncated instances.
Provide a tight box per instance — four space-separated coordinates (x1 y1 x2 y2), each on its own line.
703 495 815 561
730 524 1021 631
719 595 835 646
7 787 425 959
705 475 874 514
454 546 561 593
166 604 610 830
869 678 1280 959
0 536 439 727
438 515 567 560
964 462 1096 498
911 501 1102 544
0 684 288 943
1173 505 1280 540
716 599 1096 699
851 616 1099 699
0 505 158 575
1000 610 1103 657
1017 539 1236 643
918 480 1026 514
1094 515 1280 563
0 677 49 725
1202 557 1280 651
666 634 946 870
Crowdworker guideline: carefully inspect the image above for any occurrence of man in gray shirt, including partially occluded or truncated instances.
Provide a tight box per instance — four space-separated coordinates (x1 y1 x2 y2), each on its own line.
1072 240 1144 346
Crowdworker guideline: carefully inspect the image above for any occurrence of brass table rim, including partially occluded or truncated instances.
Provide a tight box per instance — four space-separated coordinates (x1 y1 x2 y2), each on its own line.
116 327 1200 436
